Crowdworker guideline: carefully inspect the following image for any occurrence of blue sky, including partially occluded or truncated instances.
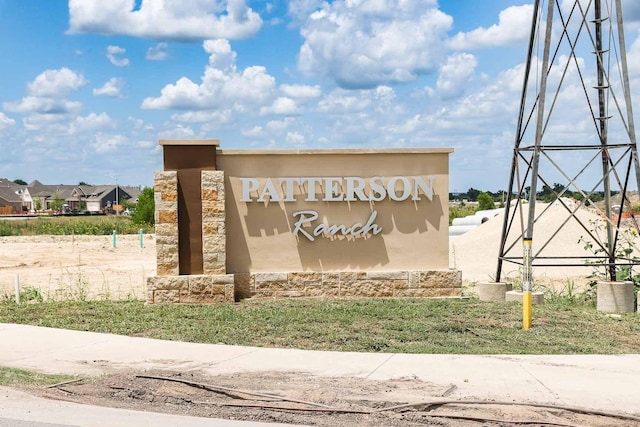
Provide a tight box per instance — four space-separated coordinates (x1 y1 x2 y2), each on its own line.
1 0 640 192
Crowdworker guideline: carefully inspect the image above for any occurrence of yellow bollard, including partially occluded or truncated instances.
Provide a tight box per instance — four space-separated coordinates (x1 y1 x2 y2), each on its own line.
522 238 533 330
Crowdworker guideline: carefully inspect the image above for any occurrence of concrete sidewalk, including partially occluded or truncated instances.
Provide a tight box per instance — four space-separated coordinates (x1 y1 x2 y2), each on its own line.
1 323 639 418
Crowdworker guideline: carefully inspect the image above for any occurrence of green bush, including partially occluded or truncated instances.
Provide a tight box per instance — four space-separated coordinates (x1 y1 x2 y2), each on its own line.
131 187 154 226
477 191 496 211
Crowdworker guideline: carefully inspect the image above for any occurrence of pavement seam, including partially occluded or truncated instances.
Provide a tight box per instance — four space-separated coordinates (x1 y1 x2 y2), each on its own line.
517 362 566 405
364 353 396 379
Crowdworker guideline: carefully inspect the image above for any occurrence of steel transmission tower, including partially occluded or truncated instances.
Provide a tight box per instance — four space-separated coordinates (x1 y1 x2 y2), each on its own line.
496 0 640 282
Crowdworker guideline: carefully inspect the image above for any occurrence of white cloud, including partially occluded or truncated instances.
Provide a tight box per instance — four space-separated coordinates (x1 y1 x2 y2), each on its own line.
448 5 533 50
287 0 323 25
68 113 115 135
297 0 452 88
158 125 197 139
279 84 321 98
436 53 478 100
107 45 130 67
317 89 373 113
3 67 87 116
93 77 125 97
93 133 127 153
241 125 264 137
146 42 169 60
267 118 295 132
68 0 262 40
141 40 277 125
286 131 305 146
4 97 82 115
260 97 300 115
21 114 70 132
0 113 16 130
27 68 87 98
137 140 155 149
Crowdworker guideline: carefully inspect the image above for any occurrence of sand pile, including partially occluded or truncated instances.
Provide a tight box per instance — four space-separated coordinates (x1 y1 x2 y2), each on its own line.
449 202 638 287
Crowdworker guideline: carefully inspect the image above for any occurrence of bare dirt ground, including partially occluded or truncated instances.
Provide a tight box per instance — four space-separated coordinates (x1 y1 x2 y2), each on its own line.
33 370 637 426
0 234 155 301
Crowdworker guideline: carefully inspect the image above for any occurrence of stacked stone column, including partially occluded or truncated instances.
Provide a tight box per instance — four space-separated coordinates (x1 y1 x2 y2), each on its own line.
202 170 226 275
153 171 179 276
146 170 234 304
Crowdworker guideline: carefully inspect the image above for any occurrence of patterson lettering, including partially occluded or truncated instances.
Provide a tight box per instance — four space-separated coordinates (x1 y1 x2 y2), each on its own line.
240 176 434 203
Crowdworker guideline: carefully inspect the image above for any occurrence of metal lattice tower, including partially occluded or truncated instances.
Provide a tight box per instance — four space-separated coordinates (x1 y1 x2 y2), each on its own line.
496 0 640 282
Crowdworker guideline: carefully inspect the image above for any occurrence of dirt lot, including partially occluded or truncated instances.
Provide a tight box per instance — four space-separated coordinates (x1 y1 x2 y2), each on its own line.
0 234 155 301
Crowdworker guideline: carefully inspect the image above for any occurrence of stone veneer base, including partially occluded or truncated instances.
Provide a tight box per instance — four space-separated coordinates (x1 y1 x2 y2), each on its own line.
147 270 462 304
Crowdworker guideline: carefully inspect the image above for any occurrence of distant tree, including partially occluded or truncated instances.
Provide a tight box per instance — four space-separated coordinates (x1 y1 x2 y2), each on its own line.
78 181 89 186
466 187 480 202
131 187 154 226
34 199 42 211
50 193 63 212
12 179 27 185
477 191 496 211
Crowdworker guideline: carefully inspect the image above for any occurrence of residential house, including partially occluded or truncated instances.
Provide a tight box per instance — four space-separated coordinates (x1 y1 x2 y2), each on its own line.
0 178 143 214
0 187 23 214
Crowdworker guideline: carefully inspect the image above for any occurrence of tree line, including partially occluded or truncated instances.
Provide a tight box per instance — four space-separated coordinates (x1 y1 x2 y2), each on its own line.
451 183 612 205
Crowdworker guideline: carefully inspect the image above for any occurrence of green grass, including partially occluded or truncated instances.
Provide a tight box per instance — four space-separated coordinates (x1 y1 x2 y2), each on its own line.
0 216 153 236
0 366 75 387
1 298 638 354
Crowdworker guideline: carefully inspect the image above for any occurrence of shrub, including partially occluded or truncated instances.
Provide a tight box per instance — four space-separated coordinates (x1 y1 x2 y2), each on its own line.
131 187 154 226
477 191 496 211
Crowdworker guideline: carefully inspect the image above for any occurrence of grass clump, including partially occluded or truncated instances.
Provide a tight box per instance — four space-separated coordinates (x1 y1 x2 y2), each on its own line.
0 366 76 388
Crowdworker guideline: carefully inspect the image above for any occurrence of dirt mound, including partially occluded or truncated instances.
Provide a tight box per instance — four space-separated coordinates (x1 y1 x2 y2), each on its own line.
450 202 617 287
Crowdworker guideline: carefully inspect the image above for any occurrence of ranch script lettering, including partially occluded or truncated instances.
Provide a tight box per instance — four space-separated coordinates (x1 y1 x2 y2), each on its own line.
240 176 435 242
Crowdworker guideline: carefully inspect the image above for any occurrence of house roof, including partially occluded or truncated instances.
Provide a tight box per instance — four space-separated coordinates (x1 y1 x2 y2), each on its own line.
0 187 23 203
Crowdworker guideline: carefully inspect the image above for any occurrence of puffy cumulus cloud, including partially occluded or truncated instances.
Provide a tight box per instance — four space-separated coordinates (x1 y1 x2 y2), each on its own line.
285 131 305 146
93 78 125 97
68 0 262 40
142 40 277 125
27 68 87 98
627 34 640 76
21 114 71 133
4 68 86 117
241 125 265 137
0 113 16 130
298 0 452 88
279 84 321 98
93 133 127 153
158 125 198 139
436 53 478 100
317 88 374 113
448 5 532 50
287 0 323 26
259 97 300 115
204 39 237 70
241 118 296 139
4 97 82 115
107 45 130 67
68 113 115 135
146 42 169 60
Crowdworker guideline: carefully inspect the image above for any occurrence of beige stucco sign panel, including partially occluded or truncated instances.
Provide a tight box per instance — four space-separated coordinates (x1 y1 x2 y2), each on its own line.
216 149 452 273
